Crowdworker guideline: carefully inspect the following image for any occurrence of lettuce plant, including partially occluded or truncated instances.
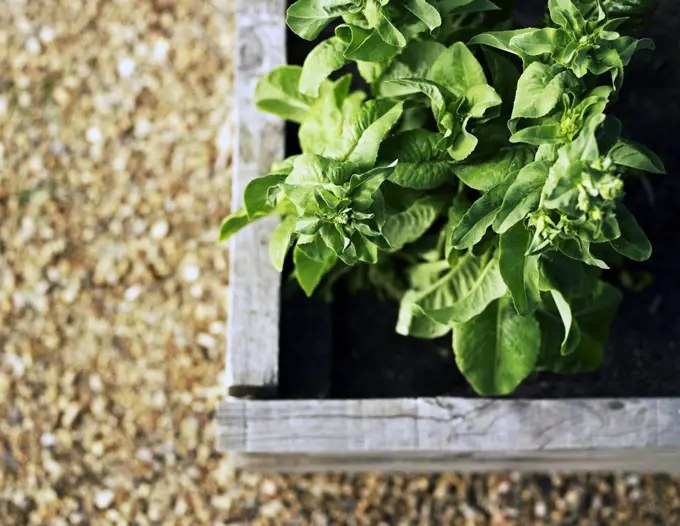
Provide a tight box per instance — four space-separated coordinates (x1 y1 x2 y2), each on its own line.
221 0 665 395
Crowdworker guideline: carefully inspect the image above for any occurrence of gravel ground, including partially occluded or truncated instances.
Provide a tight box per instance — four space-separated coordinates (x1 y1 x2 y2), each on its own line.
1 1 680 525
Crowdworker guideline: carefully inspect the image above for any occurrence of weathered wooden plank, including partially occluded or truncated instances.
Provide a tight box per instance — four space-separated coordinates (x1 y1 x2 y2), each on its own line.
218 398 680 469
226 0 286 392
226 449 680 473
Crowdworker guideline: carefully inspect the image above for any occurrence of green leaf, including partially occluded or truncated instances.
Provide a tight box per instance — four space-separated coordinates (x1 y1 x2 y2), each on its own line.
466 84 502 119
379 130 457 189
453 145 532 191
450 175 516 249
548 288 581 356
219 208 250 241
254 66 316 124
453 295 540 396
494 161 549 233
300 37 348 97
404 0 442 31
417 254 507 325
375 41 446 97
548 0 586 37
244 172 287 219
335 24 401 62
499 223 541 316
537 281 621 374
468 29 535 56
610 203 652 261
509 27 568 57
609 139 666 174
482 48 520 118
539 251 600 299
269 216 297 272
383 195 447 250
396 290 451 339
429 42 487 98
300 90 403 169
347 102 404 169
512 63 577 120
293 243 337 297
287 0 359 40
510 123 562 145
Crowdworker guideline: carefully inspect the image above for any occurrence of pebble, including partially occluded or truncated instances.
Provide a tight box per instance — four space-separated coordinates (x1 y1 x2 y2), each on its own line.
94 489 115 509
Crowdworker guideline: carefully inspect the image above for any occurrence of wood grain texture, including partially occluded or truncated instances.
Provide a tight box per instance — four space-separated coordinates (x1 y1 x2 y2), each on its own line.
226 449 680 473
226 0 286 391
218 398 680 470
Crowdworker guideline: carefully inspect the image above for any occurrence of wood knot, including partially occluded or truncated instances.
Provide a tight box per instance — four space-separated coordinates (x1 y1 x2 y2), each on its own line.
238 31 264 73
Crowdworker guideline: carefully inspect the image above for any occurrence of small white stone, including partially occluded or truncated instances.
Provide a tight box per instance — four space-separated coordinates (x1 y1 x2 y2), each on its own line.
112 155 127 172
26 37 40 54
89 374 103 392
210 495 232 511
134 118 150 138
136 448 153 463
117 57 136 78
40 433 57 448
124 285 142 301
94 489 115 509
39 26 55 43
152 39 169 62
150 220 169 239
190 284 203 298
86 127 102 144
0 96 7 118
534 501 547 518
197 333 216 349
209 321 224 335
182 265 199 283
4 354 26 377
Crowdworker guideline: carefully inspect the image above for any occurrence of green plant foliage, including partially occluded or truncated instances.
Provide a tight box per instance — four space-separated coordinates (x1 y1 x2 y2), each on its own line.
220 0 666 396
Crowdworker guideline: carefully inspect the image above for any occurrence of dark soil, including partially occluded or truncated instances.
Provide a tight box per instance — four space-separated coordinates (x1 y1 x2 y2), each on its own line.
278 1 680 399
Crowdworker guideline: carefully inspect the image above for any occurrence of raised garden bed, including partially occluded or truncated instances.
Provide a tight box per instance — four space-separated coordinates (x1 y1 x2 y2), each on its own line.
218 0 680 471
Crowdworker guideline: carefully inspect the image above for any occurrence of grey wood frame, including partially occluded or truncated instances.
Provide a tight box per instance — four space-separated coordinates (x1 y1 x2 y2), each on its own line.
221 0 680 472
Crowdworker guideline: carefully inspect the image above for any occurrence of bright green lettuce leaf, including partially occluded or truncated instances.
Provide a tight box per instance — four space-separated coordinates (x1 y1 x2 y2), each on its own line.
453 145 533 191
548 0 587 38
429 42 487 98
510 27 569 57
300 82 403 169
512 62 578 120
293 242 338 297
493 160 550 233
375 41 446 97
450 174 516 249
335 24 402 62
453 294 540 395
287 0 361 40
610 203 652 261
468 29 535 56
219 208 250 241
379 130 457 189
390 76 500 161
383 195 448 250
269 216 297 272
404 0 442 31
244 172 287 219
609 139 666 174
255 66 318 124
300 37 348 97
499 223 541 316
412 252 507 325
